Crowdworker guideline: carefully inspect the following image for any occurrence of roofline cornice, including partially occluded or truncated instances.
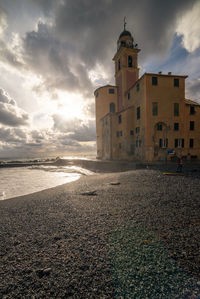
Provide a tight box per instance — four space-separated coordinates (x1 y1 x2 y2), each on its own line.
94 85 117 95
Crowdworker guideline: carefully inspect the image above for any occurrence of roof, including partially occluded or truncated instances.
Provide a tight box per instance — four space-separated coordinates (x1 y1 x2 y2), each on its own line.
94 85 117 94
112 46 140 61
125 72 188 94
144 72 188 78
184 99 200 106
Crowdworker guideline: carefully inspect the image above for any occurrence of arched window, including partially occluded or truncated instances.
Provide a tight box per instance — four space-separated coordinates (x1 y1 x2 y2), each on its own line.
110 103 115 113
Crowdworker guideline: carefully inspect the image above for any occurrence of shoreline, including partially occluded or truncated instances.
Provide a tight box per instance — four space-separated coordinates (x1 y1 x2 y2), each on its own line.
1 156 200 170
0 167 200 297
1 159 200 202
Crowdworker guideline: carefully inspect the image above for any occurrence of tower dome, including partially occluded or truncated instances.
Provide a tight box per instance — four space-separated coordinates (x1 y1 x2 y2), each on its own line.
117 18 135 50
119 30 132 39
117 29 134 50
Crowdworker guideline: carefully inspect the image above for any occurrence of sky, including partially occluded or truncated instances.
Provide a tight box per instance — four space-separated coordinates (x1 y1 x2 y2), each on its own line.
0 0 200 158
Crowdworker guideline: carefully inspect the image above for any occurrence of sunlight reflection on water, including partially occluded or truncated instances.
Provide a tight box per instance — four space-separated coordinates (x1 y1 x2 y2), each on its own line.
0 167 83 200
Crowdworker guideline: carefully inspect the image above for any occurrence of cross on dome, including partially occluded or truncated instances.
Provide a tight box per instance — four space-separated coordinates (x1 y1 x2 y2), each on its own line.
124 16 127 31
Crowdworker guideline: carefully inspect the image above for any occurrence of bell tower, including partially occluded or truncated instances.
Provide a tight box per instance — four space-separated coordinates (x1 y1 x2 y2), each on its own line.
113 20 140 111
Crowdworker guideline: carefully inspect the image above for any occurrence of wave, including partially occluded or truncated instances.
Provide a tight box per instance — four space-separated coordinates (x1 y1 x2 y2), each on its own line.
0 191 6 200
0 162 94 200
27 165 94 176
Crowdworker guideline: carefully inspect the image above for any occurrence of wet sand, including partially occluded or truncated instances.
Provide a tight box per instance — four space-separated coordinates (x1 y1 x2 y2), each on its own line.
0 163 200 298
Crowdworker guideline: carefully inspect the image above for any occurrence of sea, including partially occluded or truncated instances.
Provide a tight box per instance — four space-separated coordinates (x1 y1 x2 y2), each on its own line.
0 156 95 200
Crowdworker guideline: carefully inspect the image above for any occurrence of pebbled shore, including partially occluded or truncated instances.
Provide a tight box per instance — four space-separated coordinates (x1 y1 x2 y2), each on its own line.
0 165 200 298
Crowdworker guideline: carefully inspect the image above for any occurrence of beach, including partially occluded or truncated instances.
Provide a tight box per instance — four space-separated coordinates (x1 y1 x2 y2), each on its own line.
0 162 200 298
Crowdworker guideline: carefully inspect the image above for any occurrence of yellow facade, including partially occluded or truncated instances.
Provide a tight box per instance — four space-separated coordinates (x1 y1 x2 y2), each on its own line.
95 29 200 162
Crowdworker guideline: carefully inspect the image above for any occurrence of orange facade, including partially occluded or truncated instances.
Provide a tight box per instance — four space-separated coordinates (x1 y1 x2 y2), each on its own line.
95 29 200 162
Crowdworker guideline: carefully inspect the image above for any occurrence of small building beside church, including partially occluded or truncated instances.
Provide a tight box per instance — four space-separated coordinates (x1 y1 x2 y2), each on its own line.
95 27 200 162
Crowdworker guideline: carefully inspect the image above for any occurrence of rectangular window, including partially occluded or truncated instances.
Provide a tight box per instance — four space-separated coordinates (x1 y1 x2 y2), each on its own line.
136 83 140 92
174 123 179 130
118 59 120 70
119 143 122 149
174 78 179 87
130 130 134 135
174 103 179 116
157 123 162 131
137 106 140 119
128 56 133 67
164 138 168 148
190 106 195 115
175 138 184 148
119 131 123 136
110 103 115 113
136 140 141 148
152 76 158 85
109 88 114 94
118 115 122 124
189 138 194 148
130 144 134 154
128 92 130 100
160 139 168 148
152 102 158 116
135 127 140 134
190 121 194 130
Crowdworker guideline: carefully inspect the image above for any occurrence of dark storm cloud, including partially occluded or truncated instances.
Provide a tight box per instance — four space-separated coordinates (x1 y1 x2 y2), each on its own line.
0 123 94 157
20 0 198 98
0 127 26 143
23 22 93 95
14 128 26 139
53 0 198 62
0 0 197 98
69 121 96 142
0 102 29 126
0 127 47 151
31 130 45 143
0 88 29 127
57 134 80 146
52 114 96 142
29 0 56 16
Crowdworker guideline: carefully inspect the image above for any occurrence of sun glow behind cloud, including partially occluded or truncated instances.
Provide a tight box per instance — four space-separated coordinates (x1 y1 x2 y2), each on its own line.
56 91 86 120
30 90 87 131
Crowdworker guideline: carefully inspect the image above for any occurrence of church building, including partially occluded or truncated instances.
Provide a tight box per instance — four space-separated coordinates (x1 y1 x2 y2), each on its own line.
95 26 200 162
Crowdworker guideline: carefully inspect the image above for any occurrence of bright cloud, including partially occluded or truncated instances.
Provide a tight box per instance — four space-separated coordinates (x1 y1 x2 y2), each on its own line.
0 88 29 127
176 1 200 52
